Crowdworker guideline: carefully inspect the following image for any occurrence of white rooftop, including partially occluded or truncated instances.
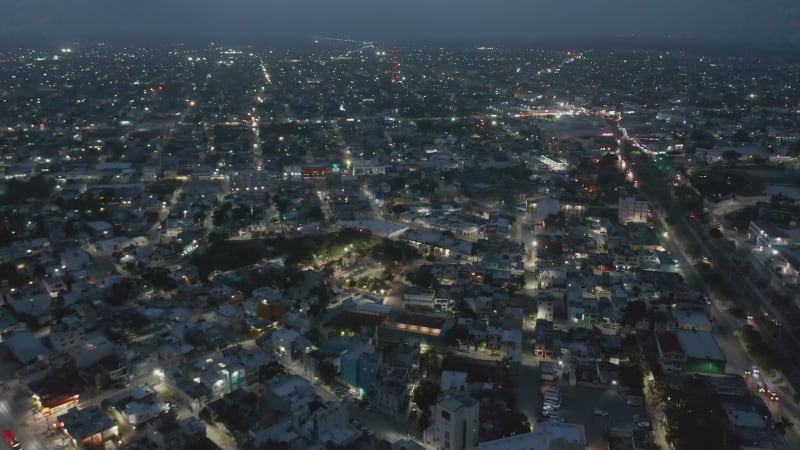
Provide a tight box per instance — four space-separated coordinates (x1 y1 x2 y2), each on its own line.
675 329 726 361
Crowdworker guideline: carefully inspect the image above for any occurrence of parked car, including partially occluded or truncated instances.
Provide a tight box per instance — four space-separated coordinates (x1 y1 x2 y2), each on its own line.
593 408 609 417
626 395 642 406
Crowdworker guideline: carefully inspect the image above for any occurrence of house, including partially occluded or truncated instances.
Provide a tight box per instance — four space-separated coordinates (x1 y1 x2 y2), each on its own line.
536 295 555 321
675 329 726 375
59 406 118 450
473 422 587 450
214 303 244 329
392 439 426 450
94 236 132 256
340 345 382 394
49 316 86 351
145 416 184 450
423 395 479 450
403 288 436 310
372 366 411 416
246 412 297 449
164 369 212 412
618 197 649 225
178 417 207 443
306 400 356 445
266 375 317 425
67 332 116 369
0 309 26 337
117 384 171 426
98 355 130 386
273 328 302 360
672 310 712 332
284 310 312 335
440 370 469 394
197 362 247 401
86 221 114 238
5 331 51 364
6 290 53 324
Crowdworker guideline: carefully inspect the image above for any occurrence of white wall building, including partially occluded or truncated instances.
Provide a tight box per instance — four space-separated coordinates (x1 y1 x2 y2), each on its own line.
618 196 648 225
424 395 479 450
49 317 86 352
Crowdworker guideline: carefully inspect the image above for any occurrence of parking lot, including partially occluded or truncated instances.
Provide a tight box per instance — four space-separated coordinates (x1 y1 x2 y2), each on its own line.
541 384 647 449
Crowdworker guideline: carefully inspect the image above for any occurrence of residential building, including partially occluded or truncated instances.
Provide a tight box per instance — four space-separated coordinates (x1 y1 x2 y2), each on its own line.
59 406 118 449
424 394 479 450
618 196 648 225
675 329 726 374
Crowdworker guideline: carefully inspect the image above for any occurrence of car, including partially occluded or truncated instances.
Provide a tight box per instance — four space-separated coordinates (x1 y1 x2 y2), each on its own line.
626 396 643 406
489 351 500 356
593 408 609 417
543 409 560 417
2 430 20 450
547 415 564 423
542 403 559 410
636 419 652 429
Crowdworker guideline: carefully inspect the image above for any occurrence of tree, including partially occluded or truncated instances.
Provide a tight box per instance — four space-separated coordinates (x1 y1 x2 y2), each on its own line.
689 128 714 148
445 325 469 347
500 411 530 437
721 150 742 166
453 299 476 319
418 412 430 432
774 417 793 435
733 129 751 143
273 195 290 215
413 380 441 412
260 441 289 450
258 362 284 382
621 301 647 327
619 362 644 393
407 265 436 288
318 361 338 385
3 174 56 200
307 205 325 222
208 231 228 245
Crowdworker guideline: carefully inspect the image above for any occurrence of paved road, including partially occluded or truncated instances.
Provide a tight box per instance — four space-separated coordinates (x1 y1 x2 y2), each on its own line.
0 379 51 450
616 127 800 447
653 210 751 375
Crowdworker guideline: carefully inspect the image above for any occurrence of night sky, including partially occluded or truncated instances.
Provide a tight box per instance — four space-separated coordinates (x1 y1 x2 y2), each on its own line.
6 0 800 43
